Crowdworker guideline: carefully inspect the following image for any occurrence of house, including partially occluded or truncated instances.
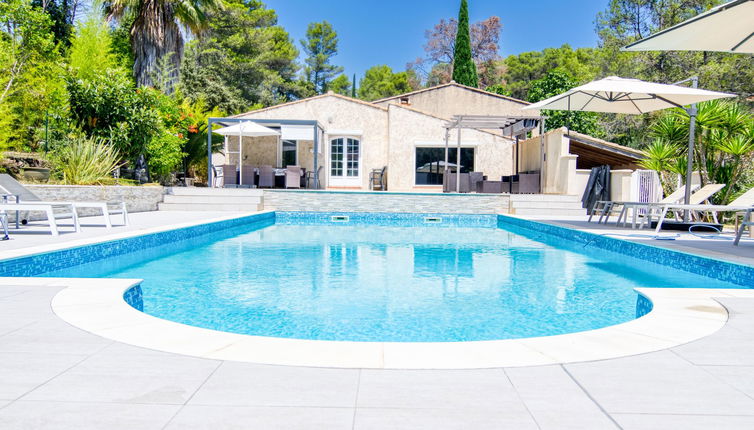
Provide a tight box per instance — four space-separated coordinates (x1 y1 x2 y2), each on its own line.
213 82 536 192
210 82 645 198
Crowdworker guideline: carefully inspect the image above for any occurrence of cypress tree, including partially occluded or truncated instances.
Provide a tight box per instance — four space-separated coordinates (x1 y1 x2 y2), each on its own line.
451 0 478 87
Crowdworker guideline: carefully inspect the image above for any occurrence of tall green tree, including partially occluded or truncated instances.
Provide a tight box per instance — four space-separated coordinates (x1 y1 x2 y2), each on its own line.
102 0 223 89
329 74 351 96
451 0 477 87
68 15 120 81
502 45 599 100
179 0 303 113
358 65 412 101
300 20 343 94
0 0 66 151
527 70 603 137
31 0 78 48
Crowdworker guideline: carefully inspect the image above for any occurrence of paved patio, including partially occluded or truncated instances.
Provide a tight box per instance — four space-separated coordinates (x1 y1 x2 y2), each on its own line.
1 211 754 429
1 283 754 429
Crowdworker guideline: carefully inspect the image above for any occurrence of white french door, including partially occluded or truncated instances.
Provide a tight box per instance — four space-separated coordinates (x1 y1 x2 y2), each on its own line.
329 137 361 187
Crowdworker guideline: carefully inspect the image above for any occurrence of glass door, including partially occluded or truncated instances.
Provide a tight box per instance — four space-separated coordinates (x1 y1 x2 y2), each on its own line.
329 137 361 186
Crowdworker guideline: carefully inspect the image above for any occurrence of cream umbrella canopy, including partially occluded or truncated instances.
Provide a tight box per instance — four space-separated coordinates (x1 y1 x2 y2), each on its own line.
522 76 734 114
212 121 280 186
624 0 754 54
522 76 735 213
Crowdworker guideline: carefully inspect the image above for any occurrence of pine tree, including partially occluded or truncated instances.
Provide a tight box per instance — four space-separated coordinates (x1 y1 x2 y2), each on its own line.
451 0 478 87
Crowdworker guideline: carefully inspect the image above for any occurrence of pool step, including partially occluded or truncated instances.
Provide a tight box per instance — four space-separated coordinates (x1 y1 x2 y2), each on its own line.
159 187 264 212
158 202 263 212
509 194 585 216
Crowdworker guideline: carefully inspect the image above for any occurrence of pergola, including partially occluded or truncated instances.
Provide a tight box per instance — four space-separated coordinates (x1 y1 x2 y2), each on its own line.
207 117 326 188
443 115 545 192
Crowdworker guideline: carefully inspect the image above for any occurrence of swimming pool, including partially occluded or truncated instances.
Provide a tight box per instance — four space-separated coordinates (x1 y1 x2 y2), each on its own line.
38 212 750 343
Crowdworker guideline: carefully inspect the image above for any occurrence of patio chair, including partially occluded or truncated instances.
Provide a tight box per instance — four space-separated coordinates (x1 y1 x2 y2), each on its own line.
0 174 126 229
240 165 256 188
469 172 484 193
444 173 471 193
651 185 754 233
478 180 504 194
512 172 540 194
589 184 697 225
369 167 387 191
285 166 302 189
222 164 238 188
306 166 323 189
258 165 275 188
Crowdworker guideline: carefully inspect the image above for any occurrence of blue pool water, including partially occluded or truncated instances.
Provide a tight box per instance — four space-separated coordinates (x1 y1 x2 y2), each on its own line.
43 215 745 342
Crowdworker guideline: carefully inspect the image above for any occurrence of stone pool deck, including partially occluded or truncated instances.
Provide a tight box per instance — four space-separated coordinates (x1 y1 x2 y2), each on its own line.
1 211 754 429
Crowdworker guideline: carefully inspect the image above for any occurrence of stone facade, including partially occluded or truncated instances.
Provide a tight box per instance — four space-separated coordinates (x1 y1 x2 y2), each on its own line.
232 91 520 192
263 190 511 214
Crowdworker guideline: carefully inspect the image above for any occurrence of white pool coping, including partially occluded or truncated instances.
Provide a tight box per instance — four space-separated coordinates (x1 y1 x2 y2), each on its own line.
31 276 752 369
2 210 753 369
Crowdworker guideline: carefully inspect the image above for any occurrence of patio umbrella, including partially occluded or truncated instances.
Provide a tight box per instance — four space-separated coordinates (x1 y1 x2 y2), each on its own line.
522 76 735 213
212 121 280 185
624 0 754 54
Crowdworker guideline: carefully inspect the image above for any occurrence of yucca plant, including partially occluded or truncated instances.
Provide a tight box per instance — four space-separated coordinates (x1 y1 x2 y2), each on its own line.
53 137 123 185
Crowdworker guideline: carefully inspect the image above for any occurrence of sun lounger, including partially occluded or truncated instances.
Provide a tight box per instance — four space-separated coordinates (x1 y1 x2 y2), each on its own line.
1 212 8 240
734 208 753 246
651 186 754 233
589 184 697 225
0 174 128 228
0 202 79 236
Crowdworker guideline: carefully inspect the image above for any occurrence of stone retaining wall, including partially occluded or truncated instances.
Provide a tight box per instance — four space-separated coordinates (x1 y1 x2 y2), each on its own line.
16 185 164 220
263 190 510 214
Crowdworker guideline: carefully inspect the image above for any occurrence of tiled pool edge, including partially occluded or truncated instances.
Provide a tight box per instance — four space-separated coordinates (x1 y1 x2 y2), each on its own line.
0 212 274 277
44 277 748 369
498 214 754 287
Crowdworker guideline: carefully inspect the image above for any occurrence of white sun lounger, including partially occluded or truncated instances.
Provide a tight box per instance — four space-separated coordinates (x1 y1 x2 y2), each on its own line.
588 184 698 227
734 208 753 246
30 201 128 228
0 202 80 236
651 187 754 233
0 174 128 228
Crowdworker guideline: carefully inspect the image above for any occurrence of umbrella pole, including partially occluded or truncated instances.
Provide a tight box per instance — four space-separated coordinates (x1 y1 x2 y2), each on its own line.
444 128 450 192
238 124 243 186
683 77 699 223
456 126 462 192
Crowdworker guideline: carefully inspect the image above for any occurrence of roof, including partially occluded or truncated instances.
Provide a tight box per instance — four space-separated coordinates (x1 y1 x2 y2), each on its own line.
564 128 644 159
232 92 387 118
372 82 531 105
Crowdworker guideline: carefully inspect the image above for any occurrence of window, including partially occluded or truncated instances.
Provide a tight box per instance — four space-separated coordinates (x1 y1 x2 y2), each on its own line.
331 137 360 177
282 140 297 167
415 147 475 185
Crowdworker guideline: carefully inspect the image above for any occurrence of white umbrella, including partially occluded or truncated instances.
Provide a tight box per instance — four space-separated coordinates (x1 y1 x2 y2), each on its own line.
624 0 754 54
522 76 736 215
212 121 280 185
522 76 734 114
212 121 280 137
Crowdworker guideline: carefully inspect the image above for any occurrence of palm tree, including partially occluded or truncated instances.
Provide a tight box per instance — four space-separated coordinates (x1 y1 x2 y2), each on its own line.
103 0 222 89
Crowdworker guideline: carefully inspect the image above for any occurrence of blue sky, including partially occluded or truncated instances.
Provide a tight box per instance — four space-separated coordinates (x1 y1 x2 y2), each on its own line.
265 0 608 79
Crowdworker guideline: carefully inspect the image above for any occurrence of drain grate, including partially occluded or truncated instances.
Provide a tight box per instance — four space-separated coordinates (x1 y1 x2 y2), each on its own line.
330 215 350 223
424 217 443 224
